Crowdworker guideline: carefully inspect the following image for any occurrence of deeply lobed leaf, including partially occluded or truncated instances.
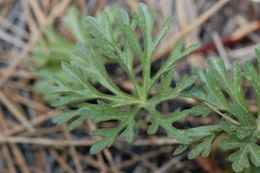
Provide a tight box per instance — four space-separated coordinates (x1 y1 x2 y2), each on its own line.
45 3 201 155
182 51 260 172
39 3 260 173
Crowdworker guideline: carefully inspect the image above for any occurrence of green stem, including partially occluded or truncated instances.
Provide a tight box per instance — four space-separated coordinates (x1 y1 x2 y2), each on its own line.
142 53 152 100
113 43 143 100
97 93 139 106
129 70 142 99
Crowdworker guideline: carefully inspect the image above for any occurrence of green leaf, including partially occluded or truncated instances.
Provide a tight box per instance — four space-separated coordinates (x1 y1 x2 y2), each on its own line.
81 102 139 152
51 95 88 107
85 16 112 43
151 40 199 87
32 6 87 96
152 68 174 100
61 62 90 89
153 16 173 49
243 62 260 112
147 105 212 144
231 62 249 112
52 110 79 125
120 118 136 143
44 3 203 156
187 125 220 138
187 58 255 124
74 42 124 96
249 143 260 167
137 3 154 56
62 5 86 42
150 75 196 104
120 24 142 57
90 129 116 154
114 6 129 25
147 111 192 144
173 145 188 155
198 66 229 109
220 135 260 172
188 135 215 159
67 116 87 131
184 53 260 172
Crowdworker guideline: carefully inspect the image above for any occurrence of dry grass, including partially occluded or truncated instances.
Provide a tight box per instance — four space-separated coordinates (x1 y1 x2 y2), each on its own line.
0 0 259 172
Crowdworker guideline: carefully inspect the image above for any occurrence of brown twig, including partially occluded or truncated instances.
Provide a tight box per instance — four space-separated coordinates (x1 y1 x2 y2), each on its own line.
0 110 57 136
0 91 35 133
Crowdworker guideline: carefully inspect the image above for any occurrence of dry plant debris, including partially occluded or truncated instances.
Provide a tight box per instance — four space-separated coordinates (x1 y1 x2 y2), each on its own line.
0 0 260 172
